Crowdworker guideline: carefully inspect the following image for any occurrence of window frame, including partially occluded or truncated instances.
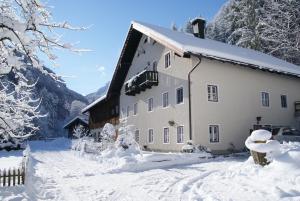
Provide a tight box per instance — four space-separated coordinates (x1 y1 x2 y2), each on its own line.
261 92 270 107
209 125 220 143
176 87 184 105
152 60 157 71
163 127 170 144
135 129 140 143
280 94 287 108
126 105 130 117
176 126 184 144
148 128 154 144
148 97 154 112
207 85 218 102
162 91 169 108
133 102 138 115
164 51 171 69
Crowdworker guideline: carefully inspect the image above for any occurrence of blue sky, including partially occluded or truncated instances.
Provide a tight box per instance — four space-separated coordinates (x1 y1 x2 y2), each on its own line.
46 0 227 95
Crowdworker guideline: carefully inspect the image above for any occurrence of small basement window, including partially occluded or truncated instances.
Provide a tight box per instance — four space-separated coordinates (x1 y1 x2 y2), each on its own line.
209 125 219 143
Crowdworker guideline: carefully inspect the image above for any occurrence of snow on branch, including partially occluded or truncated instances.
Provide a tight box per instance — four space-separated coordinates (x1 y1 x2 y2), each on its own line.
0 0 89 77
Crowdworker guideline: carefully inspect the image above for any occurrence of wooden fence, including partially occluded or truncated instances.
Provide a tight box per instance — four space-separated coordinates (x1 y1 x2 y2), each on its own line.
0 156 28 187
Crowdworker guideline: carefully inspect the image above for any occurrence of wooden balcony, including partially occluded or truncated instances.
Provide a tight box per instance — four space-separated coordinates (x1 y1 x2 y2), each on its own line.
125 71 158 96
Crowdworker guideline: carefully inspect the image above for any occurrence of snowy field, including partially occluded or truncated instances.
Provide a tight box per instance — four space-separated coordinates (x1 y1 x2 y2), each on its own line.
0 150 23 169
0 139 299 201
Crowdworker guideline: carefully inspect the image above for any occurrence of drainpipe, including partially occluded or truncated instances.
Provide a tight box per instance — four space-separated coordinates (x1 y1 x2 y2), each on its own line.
188 53 202 141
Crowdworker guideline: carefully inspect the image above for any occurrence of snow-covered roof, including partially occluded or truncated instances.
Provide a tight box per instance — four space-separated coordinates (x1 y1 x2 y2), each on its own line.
132 21 300 77
63 115 88 129
81 94 107 113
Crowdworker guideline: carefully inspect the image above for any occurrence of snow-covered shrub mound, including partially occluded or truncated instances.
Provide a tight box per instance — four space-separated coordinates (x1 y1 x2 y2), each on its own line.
100 123 117 150
72 137 102 155
269 141 300 170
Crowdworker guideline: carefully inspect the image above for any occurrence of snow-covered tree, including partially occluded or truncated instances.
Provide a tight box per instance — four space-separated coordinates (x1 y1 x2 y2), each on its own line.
171 22 178 31
99 123 116 150
0 0 86 143
206 0 300 65
116 118 138 150
258 0 300 65
0 0 87 77
73 125 89 139
0 76 43 141
183 20 193 34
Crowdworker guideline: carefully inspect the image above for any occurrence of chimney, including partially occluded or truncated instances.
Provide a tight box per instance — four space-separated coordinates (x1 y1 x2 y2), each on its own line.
191 18 206 39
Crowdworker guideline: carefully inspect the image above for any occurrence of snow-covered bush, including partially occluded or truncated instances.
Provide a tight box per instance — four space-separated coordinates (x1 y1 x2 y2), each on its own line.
99 123 117 150
73 125 89 139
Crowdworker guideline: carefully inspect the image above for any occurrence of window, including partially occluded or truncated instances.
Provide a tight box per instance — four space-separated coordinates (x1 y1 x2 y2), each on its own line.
165 52 171 68
209 125 219 143
148 98 153 112
135 130 140 143
207 85 218 102
133 103 138 115
261 92 269 107
148 129 154 144
176 87 184 104
162 92 169 108
126 106 130 117
121 107 125 118
163 128 170 144
281 95 287 108
153 61 157 71
177 126 184 143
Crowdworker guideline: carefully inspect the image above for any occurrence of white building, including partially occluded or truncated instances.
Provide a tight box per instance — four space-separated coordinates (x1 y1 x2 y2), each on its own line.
87 19 300 153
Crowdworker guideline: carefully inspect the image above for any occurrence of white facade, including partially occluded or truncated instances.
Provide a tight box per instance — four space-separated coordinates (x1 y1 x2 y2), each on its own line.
119 34 300 153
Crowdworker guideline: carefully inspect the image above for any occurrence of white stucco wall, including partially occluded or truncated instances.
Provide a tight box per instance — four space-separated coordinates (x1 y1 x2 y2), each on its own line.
190 57 300 152
120 34 300 153
120 35 193 151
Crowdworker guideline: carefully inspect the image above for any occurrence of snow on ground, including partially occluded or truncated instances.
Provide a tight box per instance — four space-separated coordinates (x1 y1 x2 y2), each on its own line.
0 150 23 169
0 138 299 201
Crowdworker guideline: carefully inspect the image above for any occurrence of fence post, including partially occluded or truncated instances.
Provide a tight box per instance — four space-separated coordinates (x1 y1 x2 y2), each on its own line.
3 169 6 186
18 168 21 185
21 166 25 185
13 168 16 186
8 169 11 186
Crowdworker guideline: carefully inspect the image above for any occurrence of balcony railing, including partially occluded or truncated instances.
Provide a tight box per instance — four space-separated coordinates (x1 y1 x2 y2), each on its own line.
125 71 158 96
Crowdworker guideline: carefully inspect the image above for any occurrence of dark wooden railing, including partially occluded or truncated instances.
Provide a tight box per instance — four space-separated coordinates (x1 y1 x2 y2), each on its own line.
0 156 28 187
125 71 158 96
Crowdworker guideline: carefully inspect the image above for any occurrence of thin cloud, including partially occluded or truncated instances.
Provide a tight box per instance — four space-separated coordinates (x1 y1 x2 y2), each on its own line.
96 65 106 77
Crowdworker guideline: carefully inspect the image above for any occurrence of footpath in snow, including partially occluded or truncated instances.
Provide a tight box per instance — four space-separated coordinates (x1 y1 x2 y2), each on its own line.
0 138 299 201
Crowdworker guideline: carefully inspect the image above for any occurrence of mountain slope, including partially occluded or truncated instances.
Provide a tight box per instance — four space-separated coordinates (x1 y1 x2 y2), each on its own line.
23 67 88 138
85 82 109 103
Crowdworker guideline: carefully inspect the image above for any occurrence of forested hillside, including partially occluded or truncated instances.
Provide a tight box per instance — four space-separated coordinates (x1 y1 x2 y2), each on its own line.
205 0 300 66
